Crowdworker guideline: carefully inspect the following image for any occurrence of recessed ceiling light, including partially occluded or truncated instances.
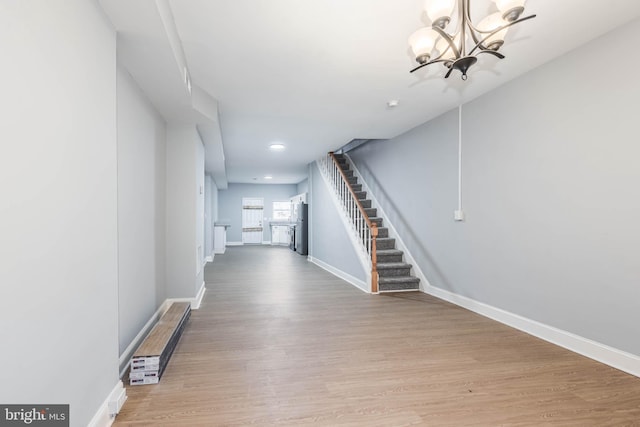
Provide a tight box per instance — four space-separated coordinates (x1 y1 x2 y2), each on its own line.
264 175 273 180
269 143 286 151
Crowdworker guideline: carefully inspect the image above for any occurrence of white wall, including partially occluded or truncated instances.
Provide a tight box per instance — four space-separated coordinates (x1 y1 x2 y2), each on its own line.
166 125 205 299
349 19 640 357
116 66 167 357
0 2 119 425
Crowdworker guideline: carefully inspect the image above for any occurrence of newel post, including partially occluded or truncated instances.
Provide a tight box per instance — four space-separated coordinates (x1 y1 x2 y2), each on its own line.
371 223 378 293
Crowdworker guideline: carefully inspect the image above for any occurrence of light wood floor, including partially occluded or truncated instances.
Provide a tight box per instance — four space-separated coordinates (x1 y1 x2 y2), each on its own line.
115 246 640 426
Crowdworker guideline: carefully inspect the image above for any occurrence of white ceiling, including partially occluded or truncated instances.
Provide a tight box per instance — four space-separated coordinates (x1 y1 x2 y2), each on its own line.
100 0 640 185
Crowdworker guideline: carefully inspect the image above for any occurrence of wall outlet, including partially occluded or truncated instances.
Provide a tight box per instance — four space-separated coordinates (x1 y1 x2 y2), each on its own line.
454 210 465 221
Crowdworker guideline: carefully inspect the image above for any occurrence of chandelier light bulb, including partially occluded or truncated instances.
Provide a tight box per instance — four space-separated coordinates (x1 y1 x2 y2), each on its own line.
477 12 509 51
425 0 456 28
492 0 526 21
409 27 438 64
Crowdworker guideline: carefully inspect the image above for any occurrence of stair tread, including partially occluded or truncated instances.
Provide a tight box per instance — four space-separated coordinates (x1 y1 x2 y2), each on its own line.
379 276 420 284
377 262 412 269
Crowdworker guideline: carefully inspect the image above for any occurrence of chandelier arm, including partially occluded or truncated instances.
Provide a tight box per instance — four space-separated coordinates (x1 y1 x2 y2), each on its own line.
468 14 537 55
476 50 505 59
463 0 480 47
409 58 454 74
432 26 461 60
445 66 455 79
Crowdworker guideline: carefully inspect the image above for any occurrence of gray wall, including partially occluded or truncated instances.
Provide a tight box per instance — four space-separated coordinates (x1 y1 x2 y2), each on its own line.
166 125 205 298
196 137 205 272
204 174 216 259
297 178 309 195
218 183 298 243
0 2 119 425
309 163 368 284
349 19 640 356
117 66 167 356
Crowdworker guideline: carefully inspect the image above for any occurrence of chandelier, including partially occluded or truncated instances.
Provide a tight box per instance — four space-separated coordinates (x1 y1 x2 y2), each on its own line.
408 0 536 80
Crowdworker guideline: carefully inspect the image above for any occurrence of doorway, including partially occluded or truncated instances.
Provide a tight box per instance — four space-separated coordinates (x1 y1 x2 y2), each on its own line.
242 197 263 244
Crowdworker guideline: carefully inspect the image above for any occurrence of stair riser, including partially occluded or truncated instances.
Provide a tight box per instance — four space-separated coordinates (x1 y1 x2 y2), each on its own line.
359 199 371 208
379 282 420 292
378 268 412 277
351 184 362 192
364 208 377 217
347 177 358 185
375 239 396 250
354 191 367 199
342 170 354 178
377 254 403 263
377 228 388 238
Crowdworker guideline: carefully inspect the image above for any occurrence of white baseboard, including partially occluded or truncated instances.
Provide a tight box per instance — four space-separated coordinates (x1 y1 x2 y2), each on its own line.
87 380 126 427
205 255 213 264
167 282 206 310
226 241 243 246
308 256 369 293
262 240 271 245
192 282 206 309
424 284 640 378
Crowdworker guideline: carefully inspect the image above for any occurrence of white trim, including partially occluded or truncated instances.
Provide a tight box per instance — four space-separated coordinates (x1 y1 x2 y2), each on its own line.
167 282 206 310
423 284 640 378
262 240 271 245
205 255 213 264
87 381 127 427
192 282 206 309
118 300 172 377
226 241 243 246
344 154 433 293
308 256 369 293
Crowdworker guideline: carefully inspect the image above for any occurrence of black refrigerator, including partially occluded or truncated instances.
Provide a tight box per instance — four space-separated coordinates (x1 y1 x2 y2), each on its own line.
294 202 308 255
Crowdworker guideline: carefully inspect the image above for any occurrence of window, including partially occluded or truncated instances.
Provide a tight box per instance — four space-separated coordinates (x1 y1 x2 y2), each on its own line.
273 201 291 221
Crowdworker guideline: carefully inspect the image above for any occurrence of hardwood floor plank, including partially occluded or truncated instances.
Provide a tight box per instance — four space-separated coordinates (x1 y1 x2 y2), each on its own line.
114 246 640 426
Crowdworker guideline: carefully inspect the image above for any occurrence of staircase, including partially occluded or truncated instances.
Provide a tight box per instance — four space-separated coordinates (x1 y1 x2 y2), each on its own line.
332 153 420 292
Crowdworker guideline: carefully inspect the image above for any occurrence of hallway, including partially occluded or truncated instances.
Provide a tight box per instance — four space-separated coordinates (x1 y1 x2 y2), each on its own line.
115 246 640 426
